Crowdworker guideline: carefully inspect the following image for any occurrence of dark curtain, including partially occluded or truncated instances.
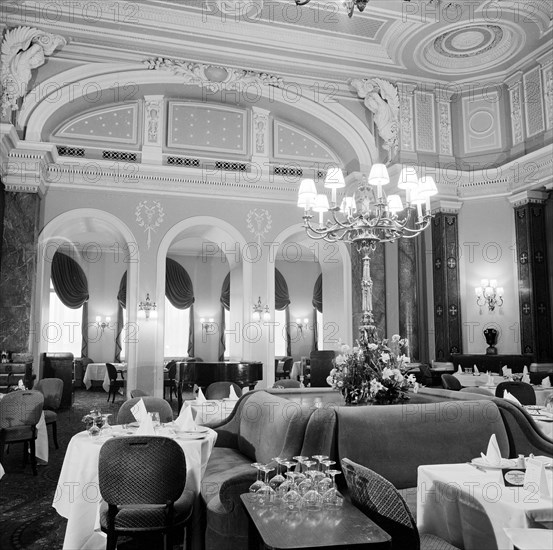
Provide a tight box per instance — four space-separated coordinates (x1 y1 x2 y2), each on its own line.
166 258 195 357
51 251 89 358
275 269 291 357
115 271 127 362
312 274 322 351
218 273 230 361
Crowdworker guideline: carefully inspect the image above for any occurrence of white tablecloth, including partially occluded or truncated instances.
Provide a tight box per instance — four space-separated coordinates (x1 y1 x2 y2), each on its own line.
417 463 553 550
53 425 217 549
186 399 238 426
83 363 126 392
525 407 553 440
454 373 503 387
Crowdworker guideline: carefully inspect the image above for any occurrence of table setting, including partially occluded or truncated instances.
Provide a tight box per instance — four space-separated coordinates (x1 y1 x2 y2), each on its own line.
54 398 216 550
417 433 553 550
82 362 127 392
182 385 240 426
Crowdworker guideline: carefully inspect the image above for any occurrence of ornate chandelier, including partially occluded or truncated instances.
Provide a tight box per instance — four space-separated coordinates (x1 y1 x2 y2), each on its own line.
297 164 437 328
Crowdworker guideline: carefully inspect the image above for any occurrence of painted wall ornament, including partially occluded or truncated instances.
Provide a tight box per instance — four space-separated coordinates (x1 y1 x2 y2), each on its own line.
246 208 272 244
1 26 66 116
135 200 165 249
348 77 400 162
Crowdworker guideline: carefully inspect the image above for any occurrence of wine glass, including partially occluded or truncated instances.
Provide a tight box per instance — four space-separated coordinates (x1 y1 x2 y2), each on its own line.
292 455 309 482
249 463 266 494
100 414 113 436
256 465 276 506
302 461 323 511
276 461 297 498
312 455 329 472
323 469 344 509
269 458 286 491
281 470 302 512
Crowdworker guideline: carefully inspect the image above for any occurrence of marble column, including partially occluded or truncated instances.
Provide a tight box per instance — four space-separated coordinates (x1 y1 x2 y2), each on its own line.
511 191 552 361
352 243 386 337
431 210 462 360
398 237 419 360
0 190 40 352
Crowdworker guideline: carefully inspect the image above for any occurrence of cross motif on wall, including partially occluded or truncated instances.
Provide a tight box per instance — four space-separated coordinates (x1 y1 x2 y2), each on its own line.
538 303 547 314
522 303 531 314
520 252 528 264
436 305 443 316
535 252 544 263
435 258 442 269
447 257 456 269
448 304 458 316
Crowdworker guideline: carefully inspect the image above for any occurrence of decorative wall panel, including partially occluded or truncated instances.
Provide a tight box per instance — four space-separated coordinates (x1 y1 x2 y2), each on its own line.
168 102 247 155
461 93 502 153
514 202 552 360
398 84 415 152
541 64 553 130
273 121 338 163
55 103 139 144
509 83 524 146
432 212 462 359
523 67 545 138
415 91 435 153
398 237 419 360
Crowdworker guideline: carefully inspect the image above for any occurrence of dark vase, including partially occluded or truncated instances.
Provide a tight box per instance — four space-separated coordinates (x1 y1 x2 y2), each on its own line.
483 328 498 355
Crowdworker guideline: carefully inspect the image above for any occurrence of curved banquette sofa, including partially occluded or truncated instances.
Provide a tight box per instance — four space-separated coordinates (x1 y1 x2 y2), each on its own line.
199 387 553 550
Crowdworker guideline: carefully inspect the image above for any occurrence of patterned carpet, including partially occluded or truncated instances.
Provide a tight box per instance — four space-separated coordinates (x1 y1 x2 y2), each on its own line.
0 387 185 550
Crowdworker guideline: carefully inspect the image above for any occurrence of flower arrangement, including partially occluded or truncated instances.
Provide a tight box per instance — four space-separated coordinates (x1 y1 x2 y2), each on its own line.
326 325 418 405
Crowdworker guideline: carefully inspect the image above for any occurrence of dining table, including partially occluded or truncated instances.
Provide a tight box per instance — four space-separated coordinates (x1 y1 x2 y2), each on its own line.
525 406 553 440
83 363 127 392
186 398 239 426
53 423 217 550
417 461 553 550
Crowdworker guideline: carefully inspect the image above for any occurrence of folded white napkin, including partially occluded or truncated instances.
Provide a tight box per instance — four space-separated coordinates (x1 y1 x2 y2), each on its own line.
196 387 207 403
523 365 529 376
503 389 522 406
228 385 240 401
502 365 513 377
522 374 531 384
174 402 197 431
541 377 551 388
480 433 502 467
486 374 495 385
473 364 480 375
135 413 156 435
457 365 463 374
130 398 149 423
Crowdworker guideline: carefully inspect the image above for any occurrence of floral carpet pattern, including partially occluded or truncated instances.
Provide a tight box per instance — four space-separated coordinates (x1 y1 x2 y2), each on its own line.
0 387 184 550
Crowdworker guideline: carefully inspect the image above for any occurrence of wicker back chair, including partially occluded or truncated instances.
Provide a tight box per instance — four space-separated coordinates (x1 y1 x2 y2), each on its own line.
342 458 460 550
116 397 174 425
495 381 536 406
34 378 63 449
0 390 44 475
98 436 195 550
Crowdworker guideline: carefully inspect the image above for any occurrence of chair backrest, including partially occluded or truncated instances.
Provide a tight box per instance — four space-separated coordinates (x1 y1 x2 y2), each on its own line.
205 381 242 400
166 360 177 379
272 379 301 388
341 458 419 550
130 389 150 398
309 350 336 387
105 363 118 381
282 357 294 374
441 373 462 391
34 378 64 410
460 387 494 396
495 381 536 405
0 390 44 429
117 396 174 424
99 436 186 505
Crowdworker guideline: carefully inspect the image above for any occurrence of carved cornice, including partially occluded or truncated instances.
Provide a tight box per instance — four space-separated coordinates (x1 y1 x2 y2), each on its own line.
508 190 550 207
431 200 463 214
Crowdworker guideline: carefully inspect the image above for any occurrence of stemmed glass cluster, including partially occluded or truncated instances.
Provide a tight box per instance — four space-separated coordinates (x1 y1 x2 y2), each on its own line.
248 455 343 510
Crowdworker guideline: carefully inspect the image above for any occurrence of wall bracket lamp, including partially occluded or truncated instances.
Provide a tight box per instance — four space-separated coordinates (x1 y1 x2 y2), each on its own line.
95 316 114 333
200 318 216 333
475 279 504 311
138 293 157 320
295 317 309 336
252 297 270 322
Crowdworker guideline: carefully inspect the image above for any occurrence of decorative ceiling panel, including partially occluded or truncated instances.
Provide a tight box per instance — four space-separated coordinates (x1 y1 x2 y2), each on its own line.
167 102 247 155
461 93 502 153
273 120 338 163
55 103 139 144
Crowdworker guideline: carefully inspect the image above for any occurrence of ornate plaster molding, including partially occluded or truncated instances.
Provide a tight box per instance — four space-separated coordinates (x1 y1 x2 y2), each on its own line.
348 77 399 162
508 190 549 207
143 57 284 92
1 26 66 116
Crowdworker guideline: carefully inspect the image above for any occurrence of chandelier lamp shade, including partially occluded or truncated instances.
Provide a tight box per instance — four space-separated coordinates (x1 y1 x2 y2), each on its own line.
252 297 270 322
298 164 437 327
475 279 504 311
138 293 157 320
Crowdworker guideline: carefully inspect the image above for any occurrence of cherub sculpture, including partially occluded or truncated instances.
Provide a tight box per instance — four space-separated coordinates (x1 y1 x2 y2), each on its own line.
1 26 66 116
349 77 400 162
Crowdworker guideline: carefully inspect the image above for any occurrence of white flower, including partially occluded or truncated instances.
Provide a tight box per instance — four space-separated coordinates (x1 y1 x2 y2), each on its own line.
382 367 393 380
335 355 346 366
407 374 417 385
341 344 351 354
326 376 334 386
337 380 344 388
370 379 384 394
413 382 420 393
368 343 378 351
391 334 400 342
381 352 390 363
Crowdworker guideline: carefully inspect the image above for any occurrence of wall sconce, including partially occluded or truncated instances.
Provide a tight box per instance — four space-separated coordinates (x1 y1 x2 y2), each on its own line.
138 293 157 320
295 318 309 335
200 317 216 333
95 316 114 333
252 297 270 322
475 279 504 311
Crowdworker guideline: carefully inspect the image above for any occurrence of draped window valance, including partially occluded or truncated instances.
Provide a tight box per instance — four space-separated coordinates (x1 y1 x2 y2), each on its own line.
312 274 322 313
275 269 291 311
218 272 230 361
51 251 89 358
115 271 127 362
166 258 195 357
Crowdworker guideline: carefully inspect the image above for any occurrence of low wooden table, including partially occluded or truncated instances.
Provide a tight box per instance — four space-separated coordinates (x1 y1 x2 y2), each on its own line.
240 494 391 550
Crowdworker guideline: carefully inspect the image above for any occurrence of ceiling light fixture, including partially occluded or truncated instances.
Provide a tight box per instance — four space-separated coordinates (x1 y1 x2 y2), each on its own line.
294 0 369 18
